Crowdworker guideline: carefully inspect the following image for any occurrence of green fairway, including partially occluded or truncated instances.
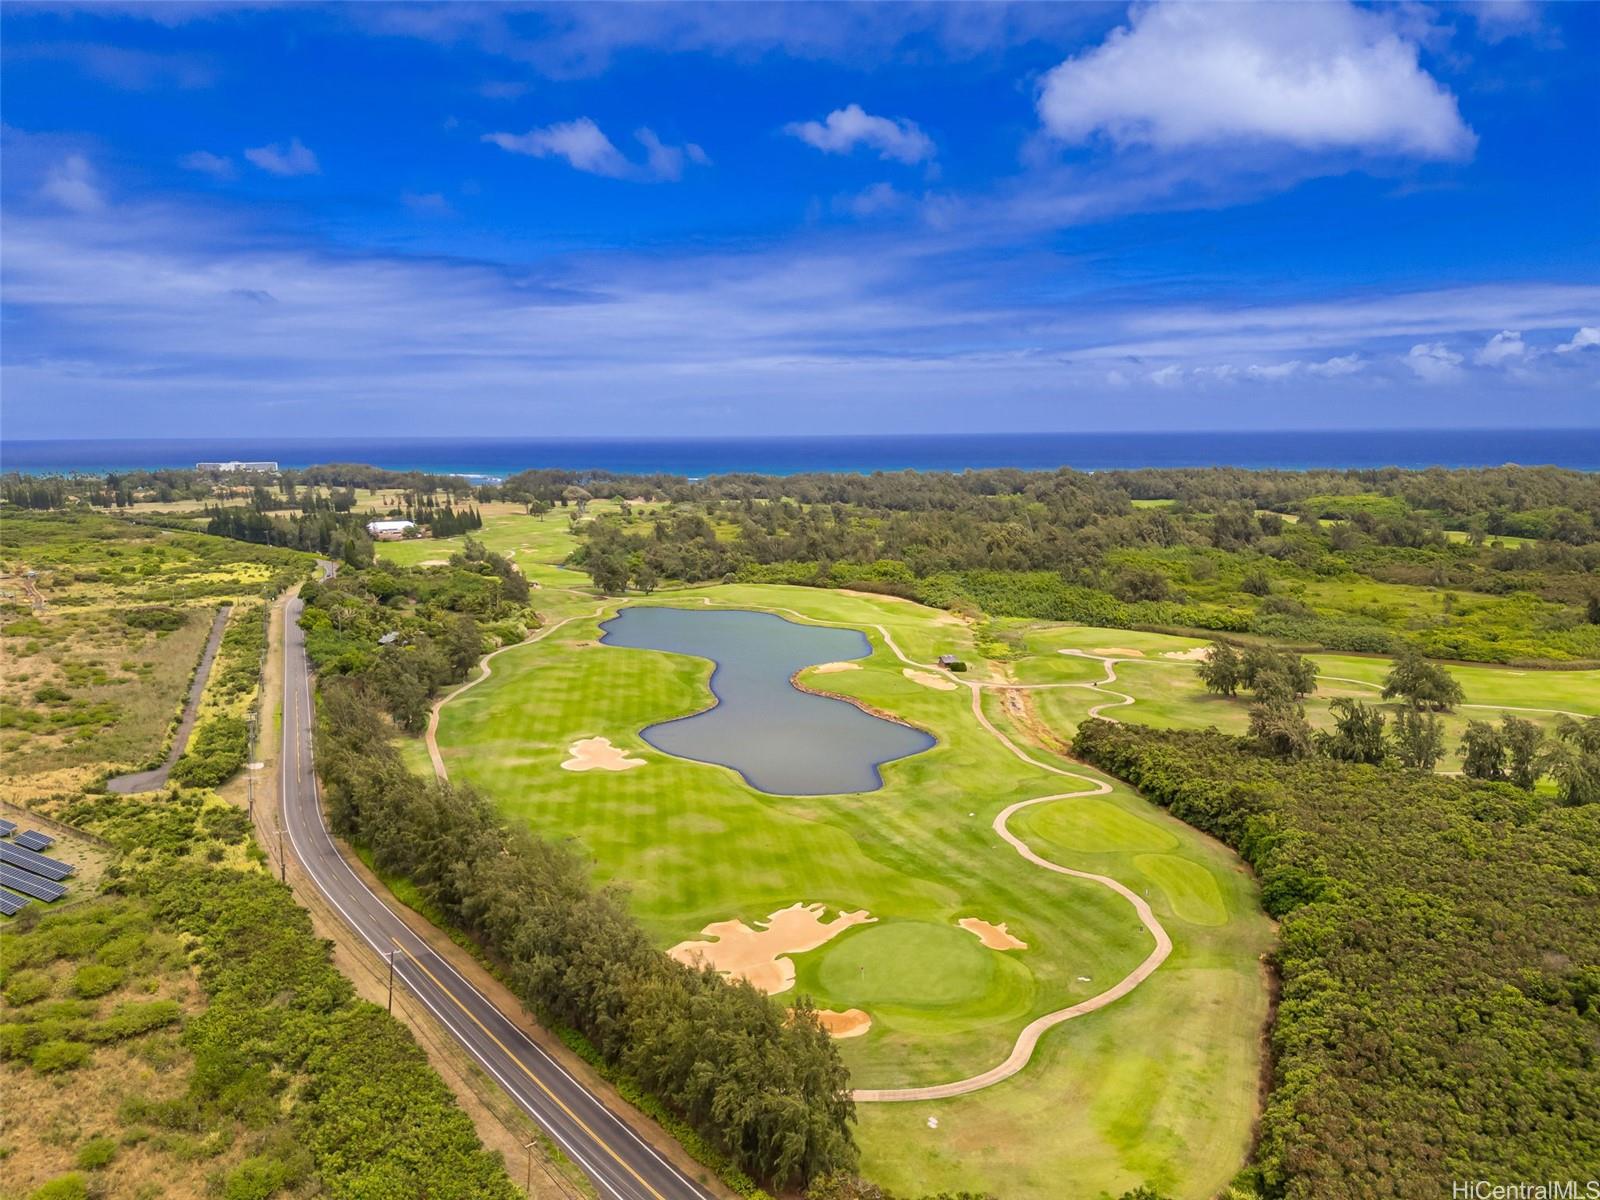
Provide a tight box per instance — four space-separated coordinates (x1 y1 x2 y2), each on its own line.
433 582 1274 1200
992 622 1598 772
373 500 623 588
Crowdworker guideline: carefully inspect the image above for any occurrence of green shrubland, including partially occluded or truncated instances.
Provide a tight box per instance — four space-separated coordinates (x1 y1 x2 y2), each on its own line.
4 789 518 1199
1074 719 1600 1198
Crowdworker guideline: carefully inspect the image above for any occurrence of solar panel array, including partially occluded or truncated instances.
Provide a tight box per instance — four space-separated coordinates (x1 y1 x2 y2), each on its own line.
0 865 67 901
0 842 73 881
0 819 74 915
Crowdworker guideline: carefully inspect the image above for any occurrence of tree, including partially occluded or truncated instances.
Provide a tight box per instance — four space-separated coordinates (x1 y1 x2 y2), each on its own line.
1542 715 1600 806
1319 698 1388 765
1459 720 1506 781
1111 566 1169 603
1501 715 1545 790
1239 567 1272 596
1197 641 1242 697
586 549 630 595
631 561 659 595
1241 646 1317 701
563 485 593 517
1392 708 1446 770
1249 698 1315 759
1382 646 1464 711
442 614 484 679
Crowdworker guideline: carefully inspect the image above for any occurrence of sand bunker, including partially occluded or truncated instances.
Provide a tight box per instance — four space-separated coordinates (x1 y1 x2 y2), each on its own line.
561 737 645 772
1161 647 1209 661
669 902 876 994
1091 647 1144 658
903 668 958 691
959 917 1028 951
815 1008 872 1039
811 661 862 674
418 558 449 567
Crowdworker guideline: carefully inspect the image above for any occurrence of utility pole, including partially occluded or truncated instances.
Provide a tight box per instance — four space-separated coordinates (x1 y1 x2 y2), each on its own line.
277 825 286 882
524 1140 538 1198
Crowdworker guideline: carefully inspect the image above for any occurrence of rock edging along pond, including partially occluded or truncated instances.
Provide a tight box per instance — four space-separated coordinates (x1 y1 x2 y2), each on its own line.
599 606 935 795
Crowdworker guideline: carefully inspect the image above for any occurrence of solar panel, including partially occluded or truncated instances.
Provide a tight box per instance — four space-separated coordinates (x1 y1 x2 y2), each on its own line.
0 866 66 901
15 831 54 851
0 819 16 836
0 844 73 881
0 890 28 916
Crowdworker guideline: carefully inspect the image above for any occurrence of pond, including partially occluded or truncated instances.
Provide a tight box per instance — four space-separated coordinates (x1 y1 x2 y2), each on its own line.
599 606 935 795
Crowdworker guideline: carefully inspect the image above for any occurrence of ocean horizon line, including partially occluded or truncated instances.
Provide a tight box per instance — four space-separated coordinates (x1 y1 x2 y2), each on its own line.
4 428 1598 477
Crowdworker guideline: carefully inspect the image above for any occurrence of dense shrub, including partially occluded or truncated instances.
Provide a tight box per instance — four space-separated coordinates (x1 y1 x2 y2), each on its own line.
169 714 249 788
24 791 519 1200
1075 720 1600 1199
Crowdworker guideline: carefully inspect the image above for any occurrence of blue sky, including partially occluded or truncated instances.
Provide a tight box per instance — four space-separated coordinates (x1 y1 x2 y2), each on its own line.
2 1 1596 438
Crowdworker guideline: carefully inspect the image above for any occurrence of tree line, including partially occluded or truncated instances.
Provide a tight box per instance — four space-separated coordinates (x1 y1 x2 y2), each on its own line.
1194 639 1600 797
1073 719 1600 1199
298 540 530 730
314 677 858 1190
565 467 1600 663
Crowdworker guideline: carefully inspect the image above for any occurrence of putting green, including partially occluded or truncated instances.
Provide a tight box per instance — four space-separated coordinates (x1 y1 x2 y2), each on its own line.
813 921 1005 1010
1134 855 1228 927
1022 796 1179 854
432 583 1273 1200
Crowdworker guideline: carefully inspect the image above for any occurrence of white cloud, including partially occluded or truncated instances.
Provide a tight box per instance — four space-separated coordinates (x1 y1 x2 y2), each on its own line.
1192 353 1366 384
39 155 104 213
1473 1 1542 43
635 127 709 182
1404 342 1464 382
485 118 628 176
483 119 702 181
1244 361 1300 381
1475 329 1527 366
1037 2 1475 159
1306 353 1365 378
1556 327 1600 354
180 150 235 179
785 104 934 165
244 137 320 177
839 182 905 218
1149 365 1184 387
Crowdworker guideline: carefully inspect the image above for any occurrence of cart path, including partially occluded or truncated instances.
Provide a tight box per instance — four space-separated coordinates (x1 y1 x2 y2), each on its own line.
638 596 1174 1102
426 604 608 782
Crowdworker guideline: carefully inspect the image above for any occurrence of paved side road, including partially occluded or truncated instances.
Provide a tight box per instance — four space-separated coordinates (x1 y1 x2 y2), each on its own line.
108 604 232 794
277 589 717 1200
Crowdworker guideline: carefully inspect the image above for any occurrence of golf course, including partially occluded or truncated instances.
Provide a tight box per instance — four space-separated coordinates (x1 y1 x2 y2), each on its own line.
425 553 1272 1196
389 498 1600 1200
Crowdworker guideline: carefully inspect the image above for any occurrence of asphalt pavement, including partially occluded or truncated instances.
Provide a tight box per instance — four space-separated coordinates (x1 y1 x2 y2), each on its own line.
277 586 718 1200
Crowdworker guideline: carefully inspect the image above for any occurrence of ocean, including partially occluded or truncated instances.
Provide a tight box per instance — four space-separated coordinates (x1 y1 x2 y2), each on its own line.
3 430 1598 479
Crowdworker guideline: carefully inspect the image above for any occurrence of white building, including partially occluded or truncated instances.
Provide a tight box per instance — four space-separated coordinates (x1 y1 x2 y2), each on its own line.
196 460 279 472
366 519 417 541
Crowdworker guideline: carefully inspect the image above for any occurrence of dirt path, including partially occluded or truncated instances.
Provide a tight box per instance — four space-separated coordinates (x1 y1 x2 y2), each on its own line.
106 604 232 794
426 605 607 782
661 596 1173 1102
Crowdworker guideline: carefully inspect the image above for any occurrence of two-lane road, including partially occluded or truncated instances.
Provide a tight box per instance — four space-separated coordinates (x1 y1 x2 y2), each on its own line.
278 589 717 1200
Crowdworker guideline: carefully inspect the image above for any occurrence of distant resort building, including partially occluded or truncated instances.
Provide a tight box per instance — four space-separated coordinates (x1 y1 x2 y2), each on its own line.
365 519 417 541
196 460 279 472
